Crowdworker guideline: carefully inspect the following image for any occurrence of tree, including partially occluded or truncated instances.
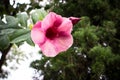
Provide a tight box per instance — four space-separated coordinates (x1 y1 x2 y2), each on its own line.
31 0 120 80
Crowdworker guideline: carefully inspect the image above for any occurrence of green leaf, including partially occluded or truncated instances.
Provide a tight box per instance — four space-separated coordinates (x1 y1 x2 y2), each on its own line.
30 8 47 24
0 17 21 35
0 16 22 50
0 28 17 35
17 12 29 27
0 16 20 30
9 29 30 43
0 25 21 30
26 37 35 46
6 16 19 27
0 35 10 50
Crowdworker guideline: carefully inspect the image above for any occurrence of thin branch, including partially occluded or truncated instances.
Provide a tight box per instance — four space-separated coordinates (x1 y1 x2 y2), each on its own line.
0 44 12 73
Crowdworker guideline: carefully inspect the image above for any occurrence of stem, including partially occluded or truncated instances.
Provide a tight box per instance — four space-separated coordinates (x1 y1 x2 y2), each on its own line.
0 44 12 73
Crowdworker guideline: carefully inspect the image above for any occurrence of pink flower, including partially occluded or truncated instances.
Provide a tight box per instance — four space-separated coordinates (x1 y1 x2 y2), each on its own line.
31 12 80 57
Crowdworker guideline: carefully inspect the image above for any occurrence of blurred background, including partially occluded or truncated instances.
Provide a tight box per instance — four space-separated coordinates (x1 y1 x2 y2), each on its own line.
0 0 120 80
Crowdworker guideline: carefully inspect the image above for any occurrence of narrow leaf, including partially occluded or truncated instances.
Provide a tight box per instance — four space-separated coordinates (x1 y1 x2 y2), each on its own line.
6 16 19 27
9 29 30 43
0 35 10 50
30 8 47 24
17 12 29 27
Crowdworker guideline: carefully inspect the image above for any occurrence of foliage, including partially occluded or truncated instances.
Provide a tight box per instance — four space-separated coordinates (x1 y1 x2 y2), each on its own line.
31 0 120 80
0 0 120 80
0 0 47 78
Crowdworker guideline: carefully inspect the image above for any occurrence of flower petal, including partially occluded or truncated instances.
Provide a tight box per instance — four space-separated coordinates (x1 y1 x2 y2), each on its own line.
53 34 73 53
69 17 80 25
31 21 45 44
39 40 58 57
42 12 63 30
58 18 73 34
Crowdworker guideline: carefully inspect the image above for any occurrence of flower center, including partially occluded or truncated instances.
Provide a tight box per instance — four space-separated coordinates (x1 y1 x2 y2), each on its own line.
46 27 57 40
